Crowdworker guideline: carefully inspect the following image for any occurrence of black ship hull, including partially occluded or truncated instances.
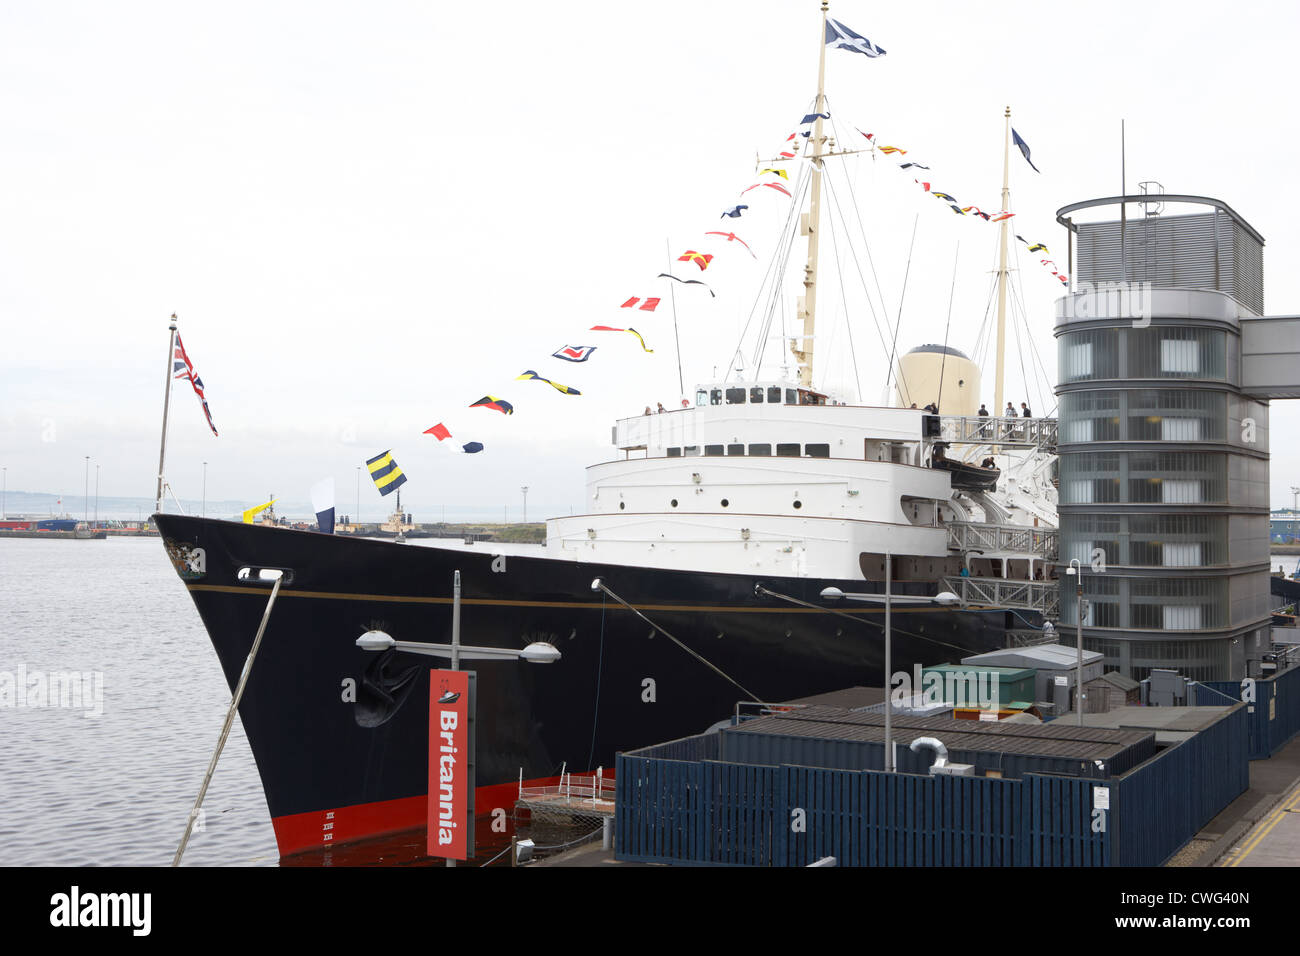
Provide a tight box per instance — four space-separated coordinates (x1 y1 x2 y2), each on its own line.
156 513 1015 858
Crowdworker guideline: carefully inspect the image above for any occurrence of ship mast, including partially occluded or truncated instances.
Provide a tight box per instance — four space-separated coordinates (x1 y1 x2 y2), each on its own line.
993 106 1012 417
792 0 831 389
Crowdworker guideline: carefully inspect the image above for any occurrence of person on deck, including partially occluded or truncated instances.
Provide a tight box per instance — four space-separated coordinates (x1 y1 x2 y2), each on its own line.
1004 402 1015 417
978 404 989 417
1021 402 1032 418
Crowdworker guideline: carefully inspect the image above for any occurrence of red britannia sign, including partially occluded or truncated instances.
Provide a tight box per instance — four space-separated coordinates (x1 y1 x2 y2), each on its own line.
427 669 472 860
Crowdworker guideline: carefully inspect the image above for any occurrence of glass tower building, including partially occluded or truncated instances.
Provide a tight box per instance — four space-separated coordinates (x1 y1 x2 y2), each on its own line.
1053 195 1272 681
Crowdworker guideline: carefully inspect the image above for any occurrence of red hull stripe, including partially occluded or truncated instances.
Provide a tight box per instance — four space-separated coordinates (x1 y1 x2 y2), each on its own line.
271 775 586 858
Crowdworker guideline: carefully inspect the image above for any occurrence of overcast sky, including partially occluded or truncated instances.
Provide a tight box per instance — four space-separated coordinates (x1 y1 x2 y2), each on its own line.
3 0 1299 521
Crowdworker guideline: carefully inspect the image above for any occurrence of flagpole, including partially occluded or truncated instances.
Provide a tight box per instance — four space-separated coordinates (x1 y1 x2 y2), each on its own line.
993 107 1011 422
154 314 179 515
795 0 830 389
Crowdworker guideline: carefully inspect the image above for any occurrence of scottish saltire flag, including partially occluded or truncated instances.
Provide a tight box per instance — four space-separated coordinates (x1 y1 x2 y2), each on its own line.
517 370 581 395
1012 128 1040 172
470 396 514 415
172 334 219 437
553 345 596 362
310 478 335 534
825 18 886 58
366 450 407 496
721 204 748 218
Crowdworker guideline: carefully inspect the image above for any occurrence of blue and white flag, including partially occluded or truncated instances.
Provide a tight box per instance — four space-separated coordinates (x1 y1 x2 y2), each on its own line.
311 477 335 535
798 111 830 137
1012 128 1041 173
825 18 886 58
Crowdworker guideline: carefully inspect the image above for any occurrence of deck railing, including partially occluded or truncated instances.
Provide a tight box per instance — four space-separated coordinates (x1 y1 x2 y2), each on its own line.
947 521 1058 558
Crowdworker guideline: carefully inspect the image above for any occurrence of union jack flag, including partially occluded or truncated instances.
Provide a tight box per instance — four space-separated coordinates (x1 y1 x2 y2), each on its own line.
173 333 218 436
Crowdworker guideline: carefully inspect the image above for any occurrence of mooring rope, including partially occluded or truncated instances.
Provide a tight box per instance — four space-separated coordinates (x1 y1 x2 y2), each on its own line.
172 573 282 866
592 579 759 701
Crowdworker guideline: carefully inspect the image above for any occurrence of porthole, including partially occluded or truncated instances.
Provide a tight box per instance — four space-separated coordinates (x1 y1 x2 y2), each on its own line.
793 500 802 509
721 498 730 507
619 502 625 510
670 499 678 508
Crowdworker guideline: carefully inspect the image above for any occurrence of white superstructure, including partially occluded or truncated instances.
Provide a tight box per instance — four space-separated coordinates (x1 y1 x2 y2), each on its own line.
547 382 966 579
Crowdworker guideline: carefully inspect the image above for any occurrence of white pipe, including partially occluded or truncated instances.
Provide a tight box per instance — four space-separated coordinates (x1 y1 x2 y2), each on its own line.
909 736 949 769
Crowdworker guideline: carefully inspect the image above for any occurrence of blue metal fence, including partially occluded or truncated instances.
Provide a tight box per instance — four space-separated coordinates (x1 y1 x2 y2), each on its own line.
1109 703 1248 865
1191 664 1300 759
616 704 1249 867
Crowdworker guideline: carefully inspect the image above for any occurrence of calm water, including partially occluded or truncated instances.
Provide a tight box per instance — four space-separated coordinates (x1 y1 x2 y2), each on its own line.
0 536 277 866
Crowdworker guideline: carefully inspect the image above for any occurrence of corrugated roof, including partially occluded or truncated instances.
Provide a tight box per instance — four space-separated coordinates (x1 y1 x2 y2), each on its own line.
726 704 1152 762
1078 705 1236 733
963 644 1105 669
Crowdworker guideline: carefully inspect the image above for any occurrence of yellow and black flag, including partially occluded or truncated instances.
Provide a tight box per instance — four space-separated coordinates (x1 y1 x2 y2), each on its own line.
366 450 407 497
517 370 581 395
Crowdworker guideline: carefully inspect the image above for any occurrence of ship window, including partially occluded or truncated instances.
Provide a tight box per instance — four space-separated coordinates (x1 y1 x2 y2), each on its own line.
695 389 708 407
670 499 678 507
777 443 800 457
705 444 725 456
769 387 783 403
683 445 701 456
785 389 797 405
793 500 803 509
721 498 730 507
805 443 830 458
667 447 682 457
750 387 764 403
725 387 746 404
710 389 722 405
748 443 772 456
727 444 745 456
619 502 625 510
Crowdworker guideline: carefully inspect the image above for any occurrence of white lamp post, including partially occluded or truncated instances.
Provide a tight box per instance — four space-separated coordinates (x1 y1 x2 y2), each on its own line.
821 558 960 773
